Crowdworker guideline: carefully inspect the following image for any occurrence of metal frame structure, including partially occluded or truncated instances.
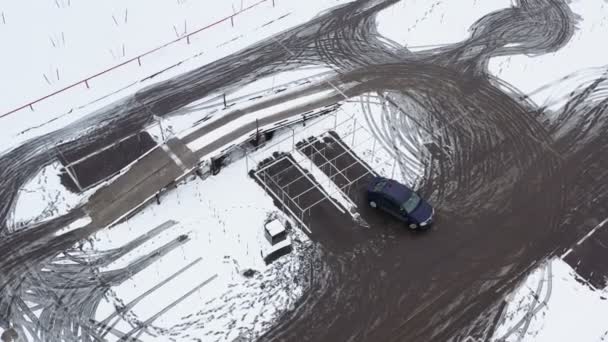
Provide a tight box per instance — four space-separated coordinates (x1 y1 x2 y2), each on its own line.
55 119 170 194
249 110 397 231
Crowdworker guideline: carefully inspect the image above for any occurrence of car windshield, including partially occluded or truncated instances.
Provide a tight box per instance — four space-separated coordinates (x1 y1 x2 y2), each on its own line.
401 193 421 213
373 180 387 192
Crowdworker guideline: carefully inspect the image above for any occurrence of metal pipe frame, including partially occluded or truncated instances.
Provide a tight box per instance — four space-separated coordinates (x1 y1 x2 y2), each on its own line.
291 156 366 203
252 170 310 233
301 170 371 212
286 156 345 214
254 110 366 181
275 128 376 190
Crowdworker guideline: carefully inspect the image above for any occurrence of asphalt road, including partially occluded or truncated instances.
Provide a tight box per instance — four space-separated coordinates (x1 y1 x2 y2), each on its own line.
0 0 607 341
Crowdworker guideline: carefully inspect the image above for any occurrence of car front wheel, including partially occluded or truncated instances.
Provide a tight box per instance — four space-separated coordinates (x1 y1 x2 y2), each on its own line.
409 223 418 229
369 201 377 208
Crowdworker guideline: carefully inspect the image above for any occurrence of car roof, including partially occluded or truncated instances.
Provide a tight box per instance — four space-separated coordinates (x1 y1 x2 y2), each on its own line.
373 178 413 203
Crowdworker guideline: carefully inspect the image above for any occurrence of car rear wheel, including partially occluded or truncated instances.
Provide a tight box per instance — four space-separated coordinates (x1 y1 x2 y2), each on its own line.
369 201 377 208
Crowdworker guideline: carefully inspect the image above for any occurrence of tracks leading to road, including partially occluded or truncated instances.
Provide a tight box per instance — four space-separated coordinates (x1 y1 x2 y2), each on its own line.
1 0 607 341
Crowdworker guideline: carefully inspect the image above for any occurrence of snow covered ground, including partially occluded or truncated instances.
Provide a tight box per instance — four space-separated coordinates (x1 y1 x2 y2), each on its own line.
0 0 352 151
492 258 608 342
377 0 511 50
1 0 267 110
9 162 81 228
377 0 608 110
8 80 422 236
184 88 339 151
145 66 335 150
338 95 427 187
488 0 608 109
90 154 314 342
377 2 608 341
6 0 608 340
77 87 415 341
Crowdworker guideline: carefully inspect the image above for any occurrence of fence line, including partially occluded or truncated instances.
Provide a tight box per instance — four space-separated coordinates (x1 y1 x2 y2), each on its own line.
1 0 274 119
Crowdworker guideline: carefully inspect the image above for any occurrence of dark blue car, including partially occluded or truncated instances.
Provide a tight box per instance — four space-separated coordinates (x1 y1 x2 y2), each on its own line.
366 176 434 229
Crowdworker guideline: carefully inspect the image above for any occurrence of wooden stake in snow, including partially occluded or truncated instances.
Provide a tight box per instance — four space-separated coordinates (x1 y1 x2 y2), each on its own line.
231 4 236 27
256 118 260 144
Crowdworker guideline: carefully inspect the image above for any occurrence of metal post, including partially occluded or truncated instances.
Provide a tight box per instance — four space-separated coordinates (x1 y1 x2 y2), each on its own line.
310 150 313 169
371 138 377 159
223 93 227 108
334 112 338 130
54 146 84 192
245 151 249 173
256 118 260 145
391 158 397 178
263 170 267 191
281 188 285 211
307 208 311 231
351 118 357 146
156 116 166 141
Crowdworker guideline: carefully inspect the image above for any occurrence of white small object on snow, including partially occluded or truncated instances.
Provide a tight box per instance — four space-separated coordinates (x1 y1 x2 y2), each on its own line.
261 218 292 264
264 218 287 245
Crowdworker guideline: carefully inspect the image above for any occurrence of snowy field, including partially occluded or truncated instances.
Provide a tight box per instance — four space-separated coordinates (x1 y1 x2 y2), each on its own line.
9 162 82 228
377 0 511 50
377 0 608 109
5 0 608 341
5 57 414 339
82 93 409 341
377 1 608 340
493 258 608 342
0 0 352 150
488 0 608 110
87 155 314 341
